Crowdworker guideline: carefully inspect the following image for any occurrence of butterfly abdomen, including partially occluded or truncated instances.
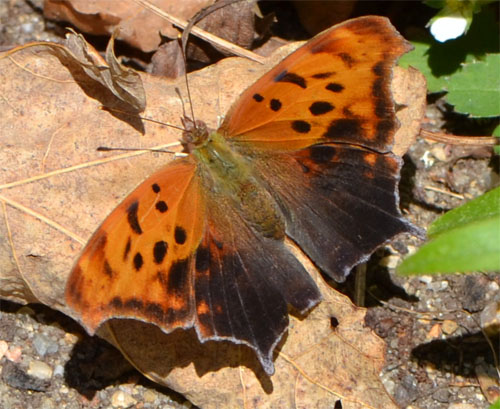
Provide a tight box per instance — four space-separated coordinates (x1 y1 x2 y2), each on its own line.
195 131 285 240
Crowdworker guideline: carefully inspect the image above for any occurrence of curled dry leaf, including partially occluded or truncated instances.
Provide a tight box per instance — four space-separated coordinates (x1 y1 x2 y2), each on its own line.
0 33 425 408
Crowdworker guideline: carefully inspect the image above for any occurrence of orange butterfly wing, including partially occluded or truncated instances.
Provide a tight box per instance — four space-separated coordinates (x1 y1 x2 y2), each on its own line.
221 16 409 153
220 16 421 281
66 159 204 333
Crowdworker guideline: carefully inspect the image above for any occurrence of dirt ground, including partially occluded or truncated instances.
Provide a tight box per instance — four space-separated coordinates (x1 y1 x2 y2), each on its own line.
1 1 498 408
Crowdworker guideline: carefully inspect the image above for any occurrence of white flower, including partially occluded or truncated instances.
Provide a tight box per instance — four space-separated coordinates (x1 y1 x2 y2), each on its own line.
430 16 468 42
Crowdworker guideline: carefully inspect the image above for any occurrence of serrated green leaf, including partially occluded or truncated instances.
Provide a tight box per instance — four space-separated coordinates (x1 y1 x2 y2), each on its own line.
429 187 500 236
398 215 500 275
446 54 500 117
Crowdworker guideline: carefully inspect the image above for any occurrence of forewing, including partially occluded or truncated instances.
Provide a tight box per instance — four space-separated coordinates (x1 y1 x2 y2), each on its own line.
220 16 411 153
66 158 204 334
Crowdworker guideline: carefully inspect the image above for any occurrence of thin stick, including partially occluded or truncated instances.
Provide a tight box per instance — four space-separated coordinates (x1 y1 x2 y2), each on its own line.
421 129 499 146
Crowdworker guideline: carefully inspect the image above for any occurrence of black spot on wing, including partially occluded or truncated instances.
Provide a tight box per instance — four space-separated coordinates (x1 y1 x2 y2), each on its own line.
326 82 344 93
133 252 143 271
309 101 334 116
375 119 394 145
145 303 165 322
123 237 131 261
324 119 363 140
195 245 210 272
338 52 355 68
372 61 385 77
253 93 264 102
103 260 113 277
274 70 307 89
127 201 142 234
174 226 187 244
152 183 160 193
270 98 282 112
153 241 168 264
312 72 334 79
110 296 123 308
155 200 168 213
124 298 144 310
168 258 189 295
292 120 311 134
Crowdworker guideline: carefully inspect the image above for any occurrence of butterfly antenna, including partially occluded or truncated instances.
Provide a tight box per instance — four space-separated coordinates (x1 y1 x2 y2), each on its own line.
97 145 187 157
99 106 185 132
178 36 197 127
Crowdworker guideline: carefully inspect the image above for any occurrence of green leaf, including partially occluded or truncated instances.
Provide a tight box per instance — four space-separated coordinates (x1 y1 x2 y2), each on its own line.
446 54 500 117
429 186 500 236
398 214 500 275
494 123 500 155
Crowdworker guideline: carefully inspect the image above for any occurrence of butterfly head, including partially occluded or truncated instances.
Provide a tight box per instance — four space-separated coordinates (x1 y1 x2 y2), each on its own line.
181 116 210 153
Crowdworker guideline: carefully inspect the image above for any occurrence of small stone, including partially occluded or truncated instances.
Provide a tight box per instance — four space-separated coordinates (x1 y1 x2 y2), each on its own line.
1 360 49 391
379 254 400 269
0 340 8 359
40 395 56 409
442 319 458 335
27 360 53 380
21 23 34 34
430 145 448 161
5 346 22 362
33 334 59 357
143 390 157 403
432 388 450 403
418 275 433 285
111 390 137 408
53 364 64 377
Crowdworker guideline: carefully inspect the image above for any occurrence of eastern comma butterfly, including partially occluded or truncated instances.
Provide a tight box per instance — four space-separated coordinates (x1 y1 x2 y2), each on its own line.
66 16 419 375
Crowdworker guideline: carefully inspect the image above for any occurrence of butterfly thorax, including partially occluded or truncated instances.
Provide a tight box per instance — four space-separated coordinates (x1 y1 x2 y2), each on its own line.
190 128 286 240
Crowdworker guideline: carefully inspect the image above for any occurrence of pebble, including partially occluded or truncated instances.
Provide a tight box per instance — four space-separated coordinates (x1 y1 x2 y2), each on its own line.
27 360 53 380
40 395 56 409
111 390 137 408
442 320 458 335
143 390 157 403
21 22 34 34
0 340 8 359
53 364 65 378
418 275 433 285
432 388 450 403
5 346 22 362
379 254 400 269
33 334 59 357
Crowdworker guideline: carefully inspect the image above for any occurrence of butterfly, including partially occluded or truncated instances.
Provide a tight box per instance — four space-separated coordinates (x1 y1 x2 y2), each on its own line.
65 16 419 375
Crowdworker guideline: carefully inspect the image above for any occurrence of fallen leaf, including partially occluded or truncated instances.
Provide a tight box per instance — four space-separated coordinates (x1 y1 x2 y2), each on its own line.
0 35 425 408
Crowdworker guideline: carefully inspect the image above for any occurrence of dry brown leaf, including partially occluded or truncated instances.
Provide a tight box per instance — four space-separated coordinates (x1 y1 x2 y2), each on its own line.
43 0 230 53
0 36 426 408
